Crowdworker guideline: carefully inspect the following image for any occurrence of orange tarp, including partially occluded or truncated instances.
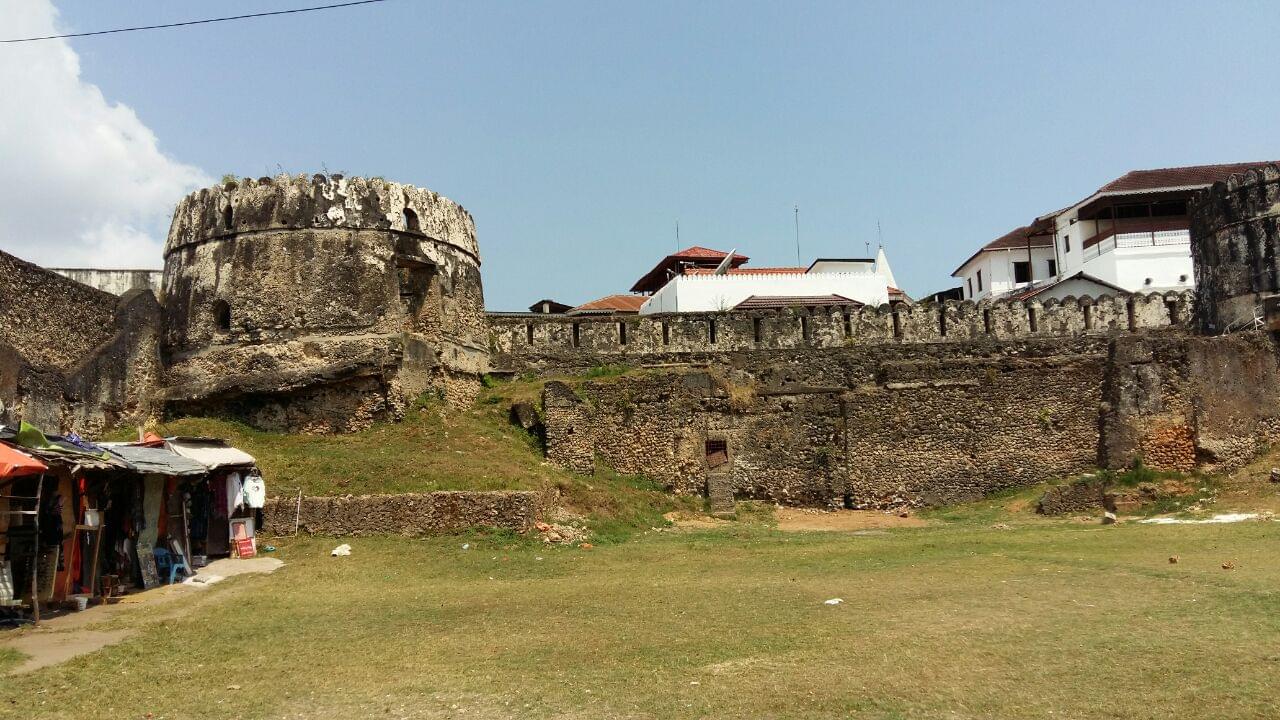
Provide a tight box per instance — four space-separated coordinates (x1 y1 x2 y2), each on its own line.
0 442 47 480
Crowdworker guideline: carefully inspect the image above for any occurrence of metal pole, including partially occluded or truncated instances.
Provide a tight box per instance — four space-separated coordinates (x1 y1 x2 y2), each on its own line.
30 474 43 625
793 206 801 266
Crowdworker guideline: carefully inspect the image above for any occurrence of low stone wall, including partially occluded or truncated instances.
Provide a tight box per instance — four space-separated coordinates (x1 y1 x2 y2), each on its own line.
259 490 542 537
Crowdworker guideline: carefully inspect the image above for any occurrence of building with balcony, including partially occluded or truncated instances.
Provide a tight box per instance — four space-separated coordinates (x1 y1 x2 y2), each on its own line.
953 161 1277 301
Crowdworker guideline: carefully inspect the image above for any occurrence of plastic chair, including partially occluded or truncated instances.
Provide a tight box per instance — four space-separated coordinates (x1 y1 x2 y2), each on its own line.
152 547 172 583
168 552 192 584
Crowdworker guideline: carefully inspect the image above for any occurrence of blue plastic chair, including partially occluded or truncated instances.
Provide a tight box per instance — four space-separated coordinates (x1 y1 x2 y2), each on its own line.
168 551 192 584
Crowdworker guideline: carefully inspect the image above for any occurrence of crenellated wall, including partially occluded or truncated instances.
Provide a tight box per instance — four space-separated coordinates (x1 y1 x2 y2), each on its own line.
540 331 1280 509
1191 163 1280 332
490 290 1194 371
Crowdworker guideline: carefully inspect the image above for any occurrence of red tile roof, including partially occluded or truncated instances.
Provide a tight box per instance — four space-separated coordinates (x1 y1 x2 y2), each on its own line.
1097 162 1280 193
568 294 647 315
732 294 862 311
631 246 749 293
951 216 1055 277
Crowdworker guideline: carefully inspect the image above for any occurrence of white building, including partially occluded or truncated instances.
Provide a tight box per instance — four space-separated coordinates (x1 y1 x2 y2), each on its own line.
638 247 902 315
953 161 1276 301
951 219 1058 302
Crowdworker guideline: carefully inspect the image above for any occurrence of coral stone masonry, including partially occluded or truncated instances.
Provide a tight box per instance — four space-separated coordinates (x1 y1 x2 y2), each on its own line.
3 165 1280 509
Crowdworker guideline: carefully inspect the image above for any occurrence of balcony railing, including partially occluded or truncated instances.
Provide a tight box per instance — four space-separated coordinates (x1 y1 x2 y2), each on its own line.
1082 229 1190 261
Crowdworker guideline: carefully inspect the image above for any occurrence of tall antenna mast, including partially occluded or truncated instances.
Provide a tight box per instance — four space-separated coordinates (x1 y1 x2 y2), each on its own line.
675 219 680 251
877 219 883 249
793 205 801 266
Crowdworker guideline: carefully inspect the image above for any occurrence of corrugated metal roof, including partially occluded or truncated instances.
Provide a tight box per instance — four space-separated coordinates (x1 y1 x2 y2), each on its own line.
165 437 257 470
101 443 210 476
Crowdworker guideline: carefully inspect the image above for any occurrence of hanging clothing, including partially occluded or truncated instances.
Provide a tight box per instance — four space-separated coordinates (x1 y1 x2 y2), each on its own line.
242 474 266 509
226 472 243 515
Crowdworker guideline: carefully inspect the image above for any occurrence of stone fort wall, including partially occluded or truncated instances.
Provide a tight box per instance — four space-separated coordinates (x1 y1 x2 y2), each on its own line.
539 331 1280 508
490 290 1194 370
1191 163 1280 332
161 174 489 432
0 249 161 434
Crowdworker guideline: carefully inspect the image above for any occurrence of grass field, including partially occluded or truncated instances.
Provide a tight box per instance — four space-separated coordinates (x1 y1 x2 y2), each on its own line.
3 512 1278 719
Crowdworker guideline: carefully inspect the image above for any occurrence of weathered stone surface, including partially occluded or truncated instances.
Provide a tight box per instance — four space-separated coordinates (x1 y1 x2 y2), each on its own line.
259 491 542 537
539 331 1280 508
0 251 161 433
489 291 1193 371
1038 479 1106 515
161 174 488 431
1190 163 1280 332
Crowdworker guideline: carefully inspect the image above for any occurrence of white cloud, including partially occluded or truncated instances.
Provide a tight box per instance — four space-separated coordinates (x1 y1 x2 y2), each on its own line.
0 0 210 269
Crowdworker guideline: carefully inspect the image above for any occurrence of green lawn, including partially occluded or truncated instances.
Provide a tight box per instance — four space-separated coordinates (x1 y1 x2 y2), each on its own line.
4 518 1279 719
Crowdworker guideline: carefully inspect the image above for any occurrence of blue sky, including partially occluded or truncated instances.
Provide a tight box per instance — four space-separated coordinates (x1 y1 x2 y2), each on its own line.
7 1 1280 309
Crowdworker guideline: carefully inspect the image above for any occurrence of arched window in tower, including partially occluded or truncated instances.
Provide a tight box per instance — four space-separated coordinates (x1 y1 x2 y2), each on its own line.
223 204 234 231
403 207 421 234
213 300 231 333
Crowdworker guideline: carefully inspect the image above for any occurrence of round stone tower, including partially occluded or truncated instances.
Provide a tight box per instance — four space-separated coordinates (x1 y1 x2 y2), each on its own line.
1190 163 1280 333
161 173 488 432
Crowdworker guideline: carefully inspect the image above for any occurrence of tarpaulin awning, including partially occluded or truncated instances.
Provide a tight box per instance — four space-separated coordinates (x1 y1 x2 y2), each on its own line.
0 442 47 480
165 437 256 470
101 444 210 477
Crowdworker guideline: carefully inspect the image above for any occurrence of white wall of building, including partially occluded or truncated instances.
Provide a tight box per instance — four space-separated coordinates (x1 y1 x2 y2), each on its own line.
954 247 1056 301
1078 240 1194 292
1052 201 1196 293
640 271 891 314
48 268 162 295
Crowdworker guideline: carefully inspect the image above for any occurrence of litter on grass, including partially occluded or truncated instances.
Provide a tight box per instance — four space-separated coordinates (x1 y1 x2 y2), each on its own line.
331 544 352 556
823 598 844 605
1140 513 1265 525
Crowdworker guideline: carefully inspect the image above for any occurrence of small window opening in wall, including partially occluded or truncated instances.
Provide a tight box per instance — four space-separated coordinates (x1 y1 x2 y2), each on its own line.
983 308 993 334
1027 307 1038 333
708 318 717 344
842 312 852 337
753 317 763 344
222 204 233 231
213 300 231 332
938 307 948 337
661 320 670 345
891 310 903 339
1179 274 1188 283
1083 303 1094 330
1144 277 1153 286
403 207 421 233
1063 235 1071 253
1165 299 1179 325
572 322 581 348
800 315 811 344
1013 261 1032 284
976 269 984 292
705 439 728 469
618 321 628 345
525 323 534 345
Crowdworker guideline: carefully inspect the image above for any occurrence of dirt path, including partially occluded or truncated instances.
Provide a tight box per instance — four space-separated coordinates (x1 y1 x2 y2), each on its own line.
2 557 283 674
774 507 928 532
